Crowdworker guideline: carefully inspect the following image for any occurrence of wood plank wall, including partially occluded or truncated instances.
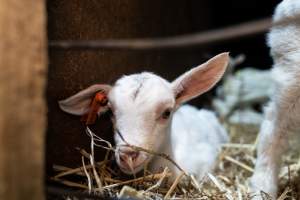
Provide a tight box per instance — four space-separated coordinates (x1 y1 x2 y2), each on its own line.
0 1 47 199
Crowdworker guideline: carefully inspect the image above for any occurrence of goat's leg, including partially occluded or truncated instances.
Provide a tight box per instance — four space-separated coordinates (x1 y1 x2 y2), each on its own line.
250 80 300 199
250 102 287 199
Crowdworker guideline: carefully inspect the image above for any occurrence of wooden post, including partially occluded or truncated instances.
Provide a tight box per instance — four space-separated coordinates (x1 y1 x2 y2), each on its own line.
0 0 47 200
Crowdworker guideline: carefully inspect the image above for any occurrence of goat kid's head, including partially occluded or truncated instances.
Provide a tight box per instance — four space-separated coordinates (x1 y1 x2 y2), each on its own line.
59 53 229 174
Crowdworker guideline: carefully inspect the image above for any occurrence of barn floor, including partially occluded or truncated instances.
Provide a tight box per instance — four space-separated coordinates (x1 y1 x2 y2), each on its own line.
47 123 300 200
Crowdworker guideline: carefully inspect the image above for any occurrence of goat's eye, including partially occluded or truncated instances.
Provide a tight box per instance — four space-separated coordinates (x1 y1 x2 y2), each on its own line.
108 105 115 118
108 109 114 116
161 109 171 119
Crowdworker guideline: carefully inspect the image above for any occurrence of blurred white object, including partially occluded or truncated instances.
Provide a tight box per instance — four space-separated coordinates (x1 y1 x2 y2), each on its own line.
169 105 228 180
213 68 275 125
250 0 300 198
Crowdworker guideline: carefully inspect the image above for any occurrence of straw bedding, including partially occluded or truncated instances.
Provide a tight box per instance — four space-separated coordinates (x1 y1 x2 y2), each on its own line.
50 124 300 200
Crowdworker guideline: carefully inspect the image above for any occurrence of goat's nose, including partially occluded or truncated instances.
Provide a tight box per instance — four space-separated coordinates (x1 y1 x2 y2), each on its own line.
118 147 140 163
120 149 139 162
116 146 148 174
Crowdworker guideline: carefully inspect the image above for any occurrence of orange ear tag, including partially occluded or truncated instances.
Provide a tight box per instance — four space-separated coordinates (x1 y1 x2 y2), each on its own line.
81 92 108 125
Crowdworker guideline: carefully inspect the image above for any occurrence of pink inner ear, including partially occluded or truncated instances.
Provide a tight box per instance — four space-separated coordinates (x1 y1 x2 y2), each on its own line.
175 66 220 103
173 52 229 105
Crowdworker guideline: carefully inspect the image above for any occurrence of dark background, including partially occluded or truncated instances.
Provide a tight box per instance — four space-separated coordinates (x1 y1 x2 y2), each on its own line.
46 0 281 174
210 0 279 68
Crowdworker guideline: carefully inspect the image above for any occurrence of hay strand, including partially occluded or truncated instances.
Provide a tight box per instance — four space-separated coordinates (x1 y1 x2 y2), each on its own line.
164 171 185 199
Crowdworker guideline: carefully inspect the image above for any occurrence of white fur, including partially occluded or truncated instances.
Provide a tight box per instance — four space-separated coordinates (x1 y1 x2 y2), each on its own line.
59 53 229 181
250 0 300 198
170 106 228 180
109 73 228 180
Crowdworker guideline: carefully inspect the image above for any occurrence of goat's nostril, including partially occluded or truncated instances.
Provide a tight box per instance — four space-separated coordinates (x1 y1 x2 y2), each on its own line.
127 151 139 160
119 150 139 164
119 154 127 162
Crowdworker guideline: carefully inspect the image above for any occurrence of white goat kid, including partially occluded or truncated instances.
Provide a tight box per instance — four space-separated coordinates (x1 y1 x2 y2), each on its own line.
59 53 229 181
250 0 300 198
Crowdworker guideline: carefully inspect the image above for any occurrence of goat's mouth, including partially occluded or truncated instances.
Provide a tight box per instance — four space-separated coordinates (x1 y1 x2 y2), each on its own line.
118 162 145 175
115 154 150 175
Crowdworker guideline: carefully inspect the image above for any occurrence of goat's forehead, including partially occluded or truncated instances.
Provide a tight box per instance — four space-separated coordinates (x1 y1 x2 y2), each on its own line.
109 72 174 107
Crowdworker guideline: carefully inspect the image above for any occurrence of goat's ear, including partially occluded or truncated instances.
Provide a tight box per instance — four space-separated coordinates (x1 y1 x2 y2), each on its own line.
59 84 111 115
172 52 229 106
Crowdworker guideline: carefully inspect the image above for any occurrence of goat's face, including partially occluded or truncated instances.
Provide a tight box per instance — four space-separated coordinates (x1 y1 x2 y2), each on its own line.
109 73 175 174
59 53 229 174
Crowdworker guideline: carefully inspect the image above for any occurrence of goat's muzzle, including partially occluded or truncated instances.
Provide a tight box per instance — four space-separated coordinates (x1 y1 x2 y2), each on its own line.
115 146 148 174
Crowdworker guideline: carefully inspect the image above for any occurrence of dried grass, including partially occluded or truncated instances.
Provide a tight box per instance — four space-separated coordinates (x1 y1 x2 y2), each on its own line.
51 126 300 200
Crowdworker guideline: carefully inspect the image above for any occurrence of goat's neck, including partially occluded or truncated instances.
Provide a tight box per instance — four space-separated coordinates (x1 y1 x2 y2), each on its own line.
150 123 176 173
161 124 173 157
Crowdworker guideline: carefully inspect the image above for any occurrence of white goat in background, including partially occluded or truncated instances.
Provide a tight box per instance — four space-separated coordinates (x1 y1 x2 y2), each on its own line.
59 53 229 181
250 0 300 198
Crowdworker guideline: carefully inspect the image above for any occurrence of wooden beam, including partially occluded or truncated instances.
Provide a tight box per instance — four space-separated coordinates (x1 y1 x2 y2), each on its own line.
0 0 47 199
49 18 271 51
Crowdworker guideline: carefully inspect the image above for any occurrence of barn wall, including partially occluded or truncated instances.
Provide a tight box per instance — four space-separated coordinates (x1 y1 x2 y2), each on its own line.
0 0 47 199
47 0 211 170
